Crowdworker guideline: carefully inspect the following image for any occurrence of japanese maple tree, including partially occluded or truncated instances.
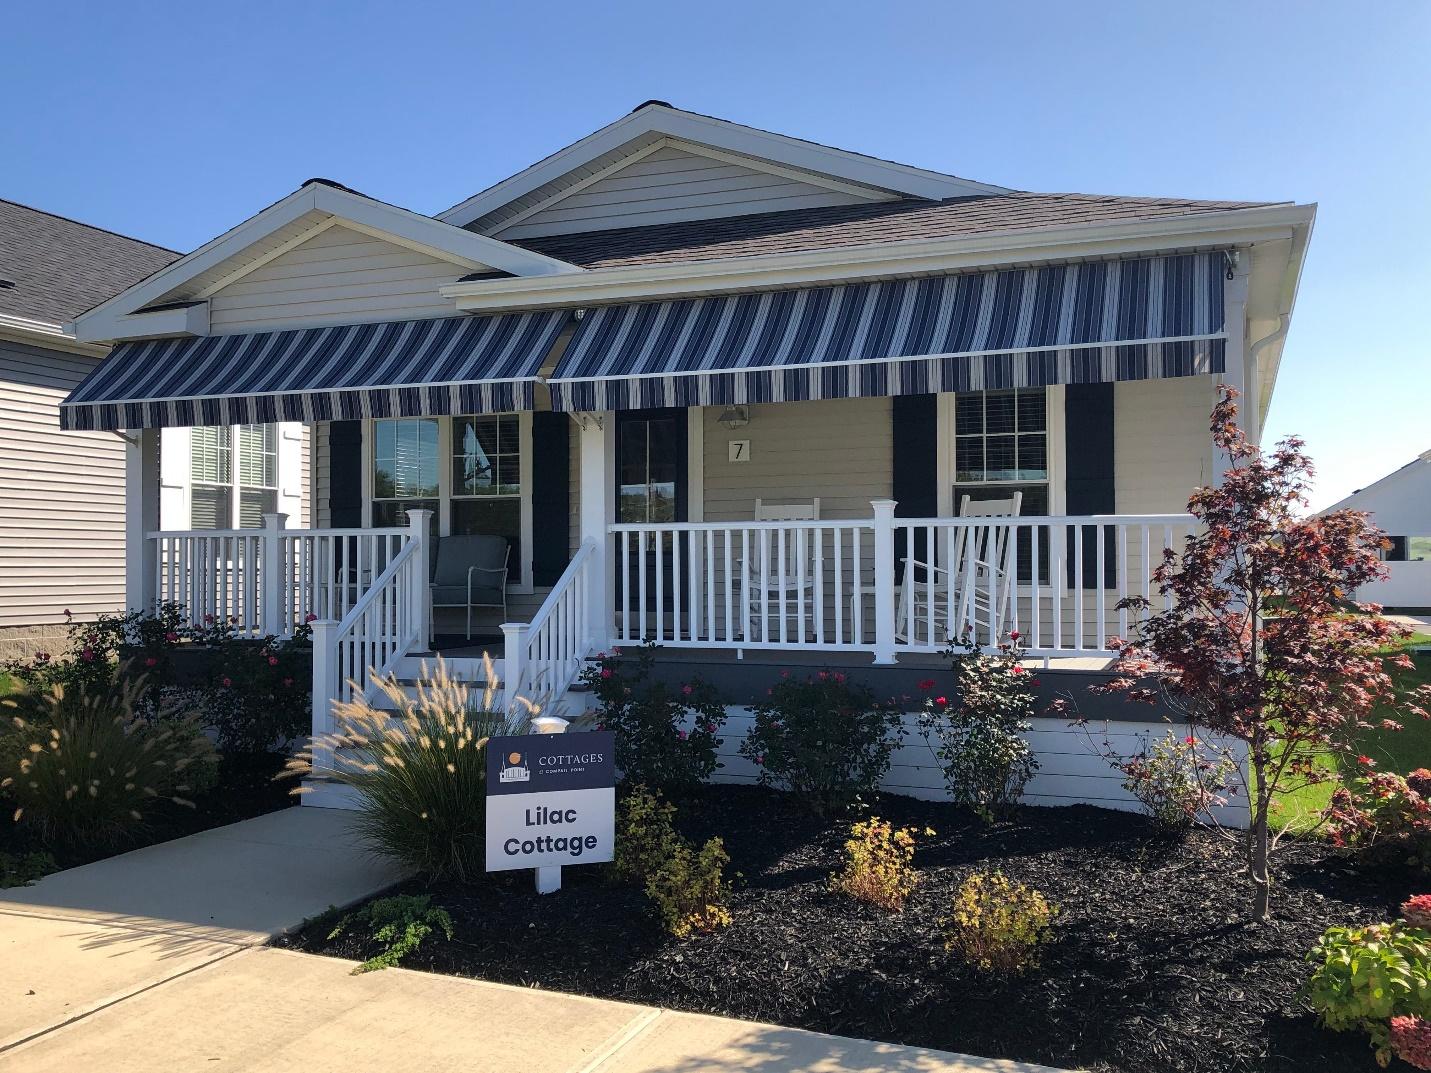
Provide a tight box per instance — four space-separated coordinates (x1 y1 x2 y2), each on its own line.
1102 386 1430 921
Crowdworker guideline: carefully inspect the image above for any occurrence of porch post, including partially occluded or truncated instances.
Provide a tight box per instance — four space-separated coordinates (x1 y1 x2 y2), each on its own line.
501 621 529 710
309 618 338 774
578 415 616 651
1215 256 1251 484
871 498 898 665
406 509 433 649
125 427 160 617
259 512 289 637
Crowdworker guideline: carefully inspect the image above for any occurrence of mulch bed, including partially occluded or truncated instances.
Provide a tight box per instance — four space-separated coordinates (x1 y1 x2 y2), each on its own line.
278 784 1420 1073
1 751 294 877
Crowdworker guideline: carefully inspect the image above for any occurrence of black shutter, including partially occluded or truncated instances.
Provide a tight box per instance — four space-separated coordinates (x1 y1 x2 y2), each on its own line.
892 394 939 582
328 421 363 528
1063 384 1116 588
531 411 572 586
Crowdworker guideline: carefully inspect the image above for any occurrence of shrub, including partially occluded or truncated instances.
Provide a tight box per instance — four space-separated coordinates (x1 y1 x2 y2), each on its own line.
647 835 733 938
741 671 903 816
328 894 454 974
1113 730 1237 834
831 816 931 911
1303 921 1431 1065
1392 1015 1431 1070
612 784 684 887
1325 768 1431 874
2 677 215 847
582 646 726 795
920 641 1037 822
291 655 519 882
945 870 1057 974
4 604 187 696
200 622 312 754
0 850 57 888
1406 896 1431 929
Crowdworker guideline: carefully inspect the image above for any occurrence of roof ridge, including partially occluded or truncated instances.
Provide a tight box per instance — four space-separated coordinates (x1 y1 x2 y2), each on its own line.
0 196 178 255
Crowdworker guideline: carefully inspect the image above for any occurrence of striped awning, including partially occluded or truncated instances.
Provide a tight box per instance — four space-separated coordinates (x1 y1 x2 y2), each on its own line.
548 252 1226 411
60 311 569 431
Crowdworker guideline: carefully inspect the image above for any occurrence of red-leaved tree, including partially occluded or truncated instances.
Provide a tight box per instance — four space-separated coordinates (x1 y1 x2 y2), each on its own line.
1100 386 1430 921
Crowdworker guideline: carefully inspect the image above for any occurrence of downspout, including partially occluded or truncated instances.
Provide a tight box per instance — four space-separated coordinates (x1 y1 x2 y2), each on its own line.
1245 315 1290 445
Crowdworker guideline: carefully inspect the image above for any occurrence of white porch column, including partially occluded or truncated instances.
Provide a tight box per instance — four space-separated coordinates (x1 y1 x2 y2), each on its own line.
578 414 616 651
870 498 898 665
309 618 339 773
1215 256 1251 485
406 509 433 649
259 512 289 637
125 427 161 616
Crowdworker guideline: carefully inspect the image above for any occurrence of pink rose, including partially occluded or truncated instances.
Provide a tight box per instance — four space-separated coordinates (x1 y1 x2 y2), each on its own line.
268 656 279 666
81 647 95 662
682 684 693 696
755 754 765 766
164 631 179 643
1009 630 1021 641
305 613 317 623
918 678 935 691
677 730 688 741
935 696 948 706
144 657 157 667
601 668 613 679
222 677 232 688
1011 666 1025 675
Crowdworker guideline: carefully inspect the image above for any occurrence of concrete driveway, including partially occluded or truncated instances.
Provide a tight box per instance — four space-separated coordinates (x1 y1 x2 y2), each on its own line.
0 806 1073 1073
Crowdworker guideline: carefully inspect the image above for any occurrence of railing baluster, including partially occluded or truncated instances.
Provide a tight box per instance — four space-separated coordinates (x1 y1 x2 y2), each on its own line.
1117 525 1129 641
833 526 844 646
1073 525 1085 652
637 533 648 643
1095 524 1106 651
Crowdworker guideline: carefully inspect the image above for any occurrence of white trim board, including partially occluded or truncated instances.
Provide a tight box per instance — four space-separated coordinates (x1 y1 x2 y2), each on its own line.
440 103 1008 229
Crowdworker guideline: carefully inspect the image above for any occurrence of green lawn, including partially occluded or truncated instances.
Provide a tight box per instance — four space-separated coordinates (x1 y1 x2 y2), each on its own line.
1273 633 1431 834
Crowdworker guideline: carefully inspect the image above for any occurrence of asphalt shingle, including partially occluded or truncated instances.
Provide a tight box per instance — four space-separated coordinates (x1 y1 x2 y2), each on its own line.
0 199 177 325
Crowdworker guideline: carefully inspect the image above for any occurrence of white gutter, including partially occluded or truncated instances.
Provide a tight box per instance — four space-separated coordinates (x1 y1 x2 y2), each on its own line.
441 203 1318 312
0 312 108 357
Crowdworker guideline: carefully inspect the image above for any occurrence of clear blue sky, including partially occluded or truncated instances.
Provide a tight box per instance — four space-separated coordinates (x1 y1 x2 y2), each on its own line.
5 1 1427 510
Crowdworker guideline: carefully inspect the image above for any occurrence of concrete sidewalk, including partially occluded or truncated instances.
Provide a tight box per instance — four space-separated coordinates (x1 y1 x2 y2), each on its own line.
0 806 406 1051
0 806 1075 1072
1 946 1067 1073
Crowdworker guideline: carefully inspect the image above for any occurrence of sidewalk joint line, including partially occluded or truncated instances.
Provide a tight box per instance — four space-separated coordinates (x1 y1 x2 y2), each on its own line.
570 1007 665 1073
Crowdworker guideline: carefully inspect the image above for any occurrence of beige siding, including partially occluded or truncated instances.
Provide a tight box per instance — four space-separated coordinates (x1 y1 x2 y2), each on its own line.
1115 375 1216 514
0 339 126 626
207 225 471 334
495 145 875 240
700 397 893 521
313 421 332 528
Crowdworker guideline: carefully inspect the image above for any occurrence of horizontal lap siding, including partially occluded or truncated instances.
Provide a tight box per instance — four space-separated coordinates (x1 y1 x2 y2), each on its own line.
0 340 126 625
206 225 471 334
703 710 1250 827
496 145 874 240
1115 375 1215 515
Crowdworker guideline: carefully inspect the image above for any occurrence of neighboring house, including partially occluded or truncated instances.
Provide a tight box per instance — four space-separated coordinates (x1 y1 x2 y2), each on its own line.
1321 451 1431 611
0 199 308 659
59 102 1314 815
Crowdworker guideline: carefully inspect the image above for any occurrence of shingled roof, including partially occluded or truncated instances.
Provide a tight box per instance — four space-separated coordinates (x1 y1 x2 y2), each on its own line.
512 191 1277 270
0 198 177 326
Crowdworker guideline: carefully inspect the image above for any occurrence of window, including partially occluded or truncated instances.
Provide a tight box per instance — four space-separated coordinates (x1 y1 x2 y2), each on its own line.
451 414 521 569
954 388 1049 516
372 418 439 529
618 414 680 525
1386 537 1431 563
189 424 278 529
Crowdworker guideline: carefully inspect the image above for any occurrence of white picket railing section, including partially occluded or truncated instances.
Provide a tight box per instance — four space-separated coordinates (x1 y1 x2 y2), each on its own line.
503 540 597 709
609 502 1195 660
149 514 411 638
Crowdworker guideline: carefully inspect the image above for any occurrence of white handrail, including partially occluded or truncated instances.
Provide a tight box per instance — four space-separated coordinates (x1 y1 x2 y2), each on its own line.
503 540 597 710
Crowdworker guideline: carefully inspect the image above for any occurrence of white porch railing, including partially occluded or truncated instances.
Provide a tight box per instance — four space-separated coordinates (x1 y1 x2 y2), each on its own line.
503 539 597 709
608 501 1195 661
148 514 412 638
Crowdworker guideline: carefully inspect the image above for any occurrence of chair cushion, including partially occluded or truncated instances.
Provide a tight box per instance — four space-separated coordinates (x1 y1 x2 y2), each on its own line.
431 584 504 607
432 534 509 586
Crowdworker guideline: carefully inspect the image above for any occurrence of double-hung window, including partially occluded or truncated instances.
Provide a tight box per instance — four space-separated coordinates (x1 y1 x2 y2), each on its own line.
451 414 522 570
189 424 277 529
372 418 440 531
954 388 1049 515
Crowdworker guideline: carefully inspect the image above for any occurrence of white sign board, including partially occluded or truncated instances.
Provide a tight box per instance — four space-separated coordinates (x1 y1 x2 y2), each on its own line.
485 731 615 873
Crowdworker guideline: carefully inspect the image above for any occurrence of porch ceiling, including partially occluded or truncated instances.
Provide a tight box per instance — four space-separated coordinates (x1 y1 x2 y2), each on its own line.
548 252 1227 411
59 310 570 431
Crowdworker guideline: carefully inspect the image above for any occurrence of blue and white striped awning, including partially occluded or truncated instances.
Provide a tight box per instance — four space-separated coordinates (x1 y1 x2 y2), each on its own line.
548 253 1226 411
60 311 569 431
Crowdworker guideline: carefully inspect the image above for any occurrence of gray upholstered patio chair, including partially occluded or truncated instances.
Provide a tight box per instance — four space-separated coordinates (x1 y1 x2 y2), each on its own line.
428 534 510 640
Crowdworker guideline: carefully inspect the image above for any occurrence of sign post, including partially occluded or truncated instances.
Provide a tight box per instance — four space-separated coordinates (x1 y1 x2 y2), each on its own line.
485 723 615 895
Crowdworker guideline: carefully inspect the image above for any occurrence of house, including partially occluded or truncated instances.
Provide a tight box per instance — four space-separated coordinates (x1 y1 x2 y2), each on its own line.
58 102 1314 814
1320 451 1431 611
0 200 310 659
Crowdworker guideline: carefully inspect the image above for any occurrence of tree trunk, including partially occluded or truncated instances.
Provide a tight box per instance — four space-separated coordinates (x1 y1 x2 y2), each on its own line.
1249 751 1271 922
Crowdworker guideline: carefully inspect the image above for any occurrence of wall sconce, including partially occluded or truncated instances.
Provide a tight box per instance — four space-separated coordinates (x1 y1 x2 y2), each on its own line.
717 405 750 430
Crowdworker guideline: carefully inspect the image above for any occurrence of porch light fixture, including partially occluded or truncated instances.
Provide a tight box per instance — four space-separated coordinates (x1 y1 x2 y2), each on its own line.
717 405 750 430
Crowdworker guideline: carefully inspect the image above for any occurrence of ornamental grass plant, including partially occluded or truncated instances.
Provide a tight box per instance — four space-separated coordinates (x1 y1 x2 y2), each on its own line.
288 654 522 883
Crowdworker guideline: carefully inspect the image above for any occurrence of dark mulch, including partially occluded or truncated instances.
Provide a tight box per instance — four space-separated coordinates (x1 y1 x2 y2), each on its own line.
1 751 294 877
278 785 1419 1073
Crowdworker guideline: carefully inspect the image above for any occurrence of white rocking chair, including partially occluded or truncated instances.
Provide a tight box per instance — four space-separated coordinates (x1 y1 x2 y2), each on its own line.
895 492 1022 648
741 498 820 642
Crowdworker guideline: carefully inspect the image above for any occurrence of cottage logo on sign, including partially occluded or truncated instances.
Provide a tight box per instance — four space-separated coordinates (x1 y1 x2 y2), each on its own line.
485 731 615 873
499 750 530 784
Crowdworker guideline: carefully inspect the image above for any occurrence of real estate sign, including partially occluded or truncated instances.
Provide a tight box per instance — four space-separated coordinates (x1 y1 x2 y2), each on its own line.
485 730 615 873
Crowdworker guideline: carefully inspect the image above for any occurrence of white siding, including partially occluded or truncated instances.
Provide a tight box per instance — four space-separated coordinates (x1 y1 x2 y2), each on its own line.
0 339 126 626
206 224 471 334
495 145 877 240
1115 375 1216 514
700 396 893 521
